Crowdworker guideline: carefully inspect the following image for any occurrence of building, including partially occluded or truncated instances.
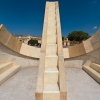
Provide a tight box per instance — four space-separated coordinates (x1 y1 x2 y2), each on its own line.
13 34 42 45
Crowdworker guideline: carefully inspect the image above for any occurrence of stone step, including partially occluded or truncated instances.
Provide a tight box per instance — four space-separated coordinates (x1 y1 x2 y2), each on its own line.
48 8 56 13
48 12 55 15
49 9 55 12
49 7 55 10
0 62 13 74
0 65 21 85
43 84 60 100
48 20 56 26
48 17 56 21
49 2 55 5
47 28 56 35
44 70 59 86
44 84 59 92
83 65 100 84
48 15 55 18
48 16 56 20
48 12 55 16
45 67 58 72
49 5 55 8
46 44 57 55
48 19 56 22
45 55 58 68
47 35 56 44
48 13 55 17
48 11 55 15
90 63 100 73
47 25 56 29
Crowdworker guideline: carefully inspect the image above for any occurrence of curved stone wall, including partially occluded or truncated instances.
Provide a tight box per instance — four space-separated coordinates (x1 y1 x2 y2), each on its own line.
0 24 100 59
0 24 40 58
64 47 100 69
64 29 100 58
0 24 22 52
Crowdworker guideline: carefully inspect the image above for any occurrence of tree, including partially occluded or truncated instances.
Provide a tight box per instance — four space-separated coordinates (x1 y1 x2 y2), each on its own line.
28 39 38 46
67 31 90 42
62 36 64 41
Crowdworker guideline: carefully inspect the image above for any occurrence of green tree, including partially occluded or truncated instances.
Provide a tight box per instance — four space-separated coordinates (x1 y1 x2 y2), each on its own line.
28 39 38 46
62 36 64 41
67 31 90 42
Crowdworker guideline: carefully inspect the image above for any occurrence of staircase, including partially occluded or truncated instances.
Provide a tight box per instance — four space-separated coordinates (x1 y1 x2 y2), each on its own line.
36 2 67 100
0 62 21 85
43 2 60 100
83 62 100 84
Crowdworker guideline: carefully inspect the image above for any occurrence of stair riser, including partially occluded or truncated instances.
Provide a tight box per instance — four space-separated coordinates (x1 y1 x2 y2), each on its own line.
48 21 56 26
0 66 20 86
46 45 57 55
47 35 56 44
83 66 100 84
45 57 58 68
44 72 58 86
0 63 13 74
47 28 56 35
48 11 55 13
43 93 60 100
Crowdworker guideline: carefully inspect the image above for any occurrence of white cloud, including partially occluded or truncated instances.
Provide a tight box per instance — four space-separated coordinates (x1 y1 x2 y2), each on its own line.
93 26 98 29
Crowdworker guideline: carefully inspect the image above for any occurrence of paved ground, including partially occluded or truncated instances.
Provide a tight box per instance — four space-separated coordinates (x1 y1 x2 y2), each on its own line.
0 67 38 100
66 67 100 100
0 67 100 100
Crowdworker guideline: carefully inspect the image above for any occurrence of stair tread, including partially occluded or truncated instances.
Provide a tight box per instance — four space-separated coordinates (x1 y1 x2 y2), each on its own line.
45 67 58 72
47 34 56 36
91 63 100 73
0 62 12 69
45 55 58 57
46 54 57 56
46 44 57 45
43 84 59 92
83 65 100 77
0 65 20 80
83 65 100 84
92 63 100 67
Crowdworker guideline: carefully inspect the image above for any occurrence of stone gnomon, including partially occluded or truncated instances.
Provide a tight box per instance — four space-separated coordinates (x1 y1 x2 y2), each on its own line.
35 2 67 100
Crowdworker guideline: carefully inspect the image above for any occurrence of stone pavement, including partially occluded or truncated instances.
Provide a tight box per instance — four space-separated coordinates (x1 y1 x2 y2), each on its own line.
66 67 100 100
0 67 38 100
0 67 100 100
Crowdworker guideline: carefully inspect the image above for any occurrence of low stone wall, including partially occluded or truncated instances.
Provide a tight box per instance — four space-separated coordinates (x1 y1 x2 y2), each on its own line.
64 47 100 69
0 43 39 68
0 24 22 52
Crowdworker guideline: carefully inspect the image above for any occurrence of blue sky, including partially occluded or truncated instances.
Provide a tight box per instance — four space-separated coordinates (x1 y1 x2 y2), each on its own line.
0 0 100 37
